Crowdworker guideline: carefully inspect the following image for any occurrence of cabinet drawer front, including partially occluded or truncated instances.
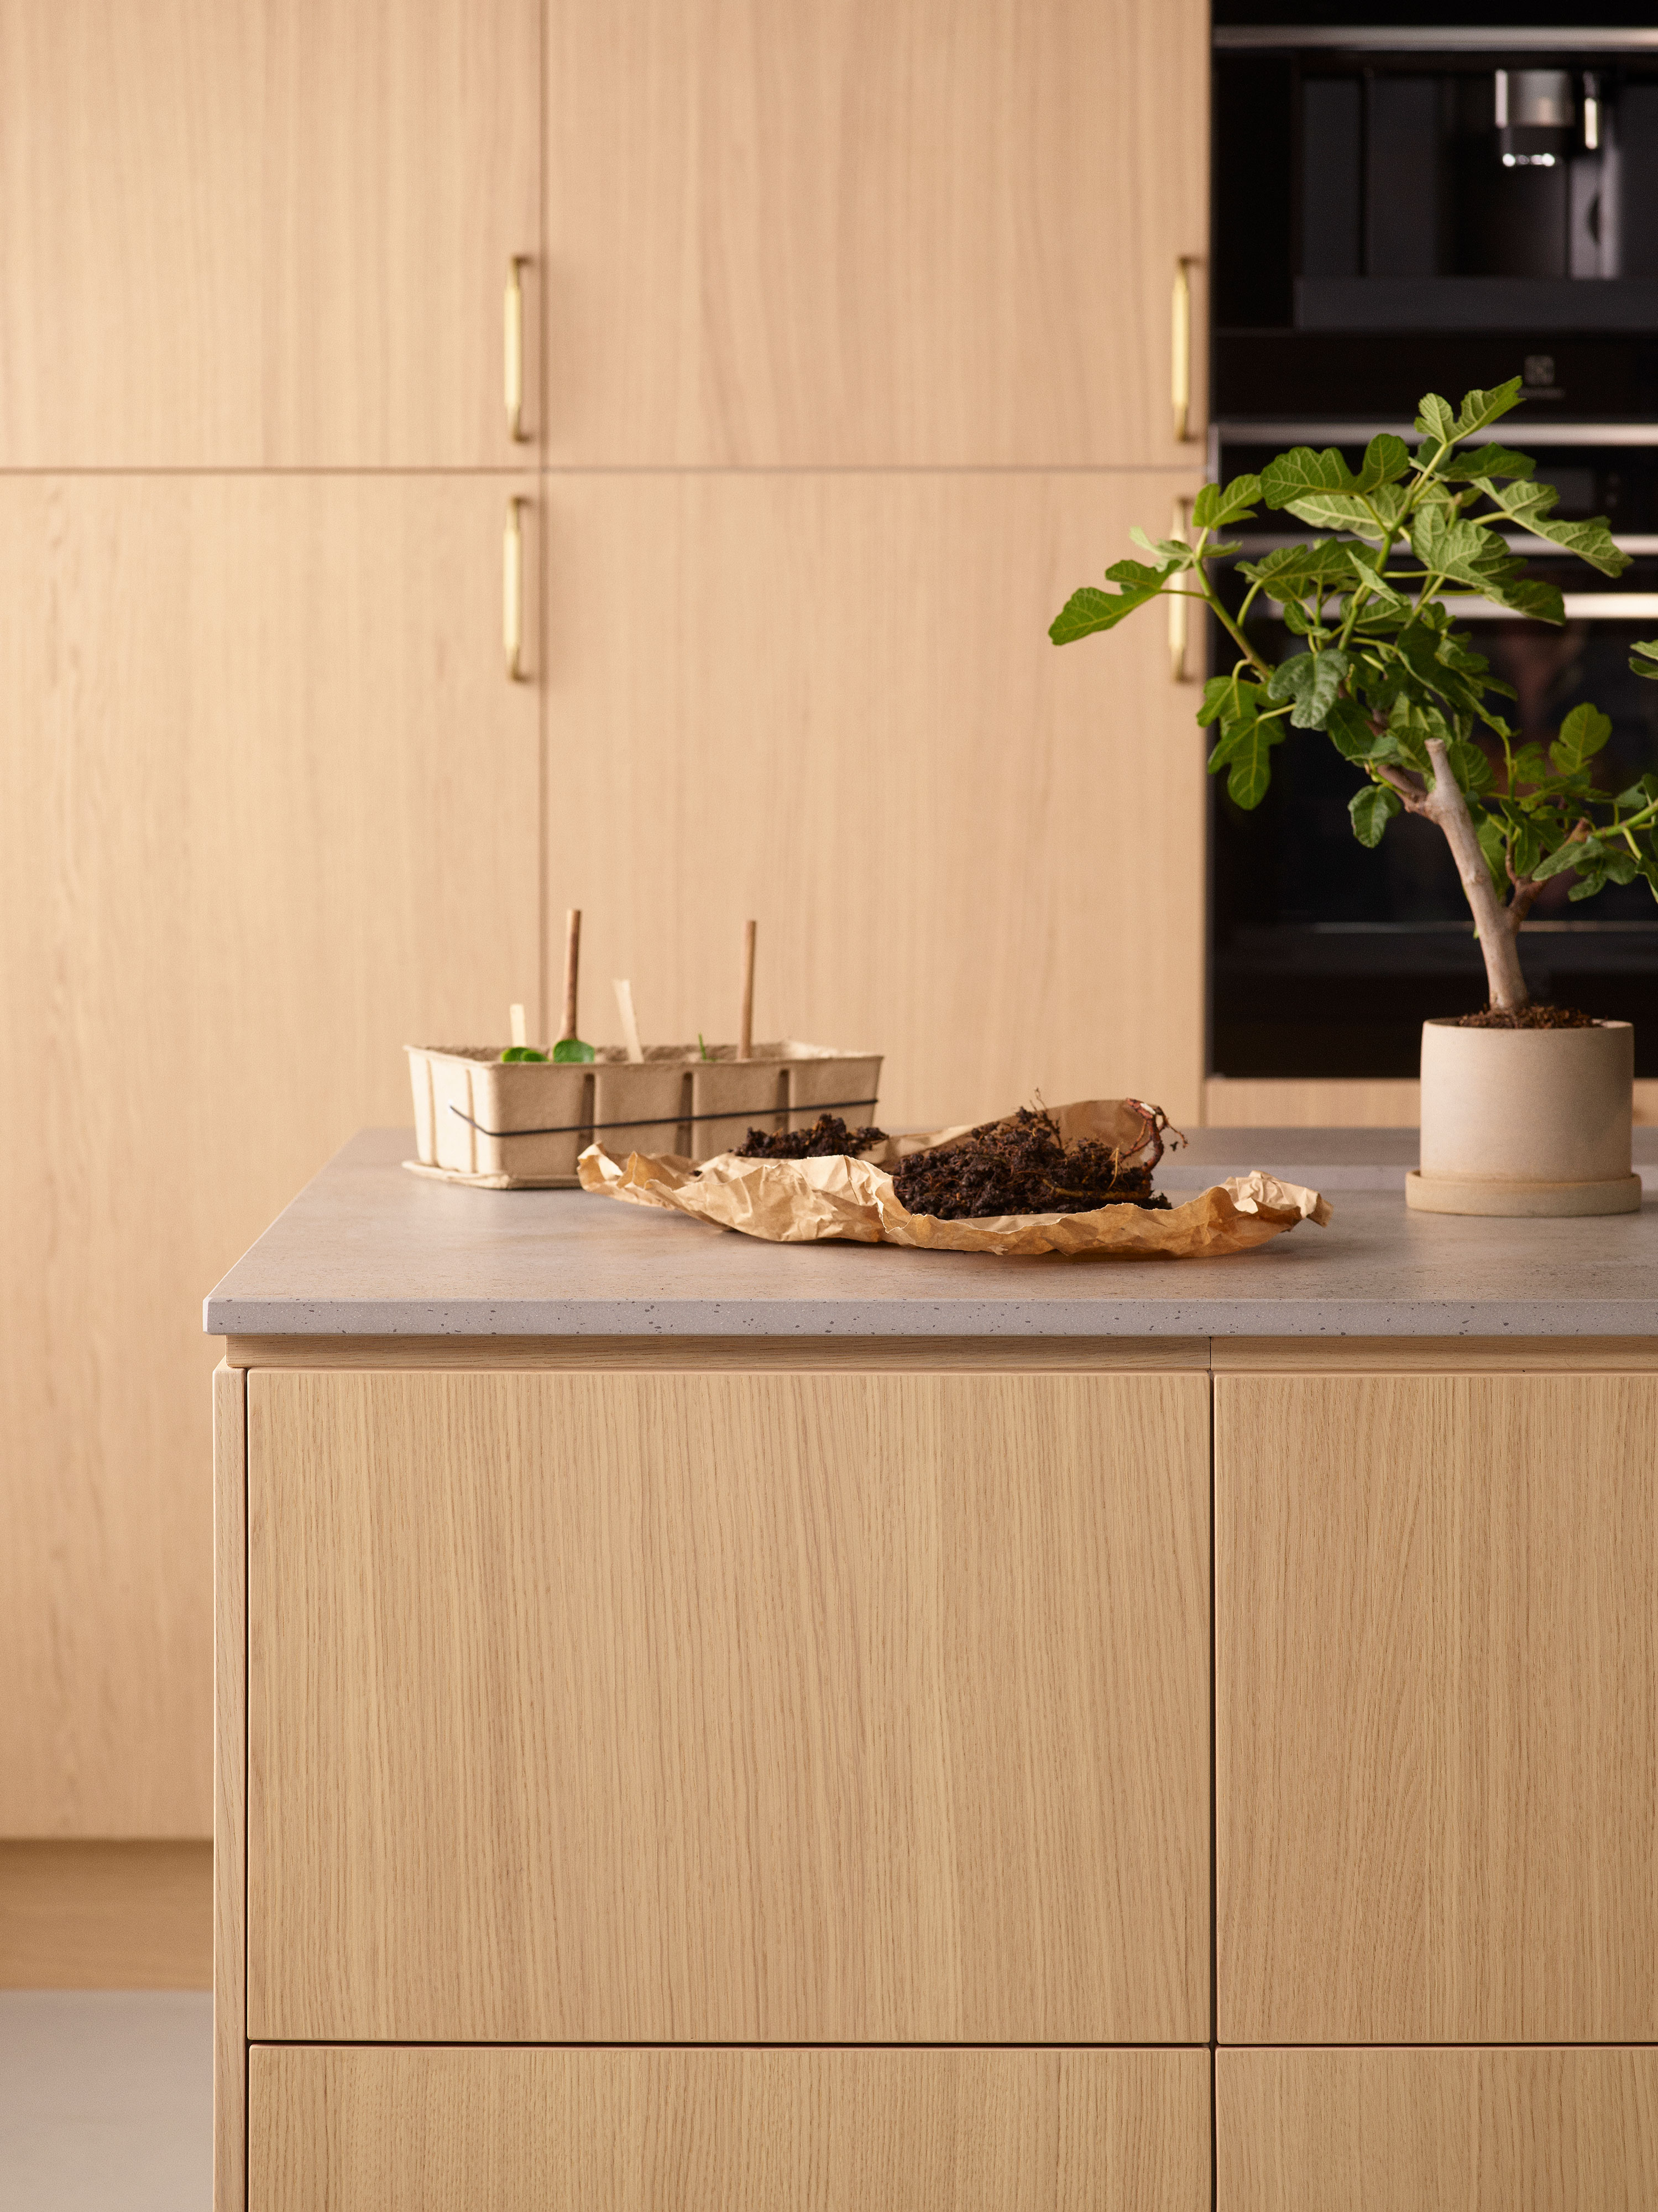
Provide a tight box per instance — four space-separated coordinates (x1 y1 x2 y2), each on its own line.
250 2046 1210 2212
1217 1373 1658 2043
248 1369 1209 2042
1218 2048 1658 2211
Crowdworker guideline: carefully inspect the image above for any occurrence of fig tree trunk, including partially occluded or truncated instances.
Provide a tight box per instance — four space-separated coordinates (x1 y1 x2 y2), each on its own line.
1422 738 1530 1014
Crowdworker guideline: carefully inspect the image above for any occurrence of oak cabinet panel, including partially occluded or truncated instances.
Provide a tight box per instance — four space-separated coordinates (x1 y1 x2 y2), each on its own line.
247 1368 1211 2043
542 471 1207 1129
0 477 540 1834
1217 2048 1658 2212
1216 1373 1658 2043
250 2046 1212 2212
546 0 1209 465
0 0 538 465
215 1364 248 2212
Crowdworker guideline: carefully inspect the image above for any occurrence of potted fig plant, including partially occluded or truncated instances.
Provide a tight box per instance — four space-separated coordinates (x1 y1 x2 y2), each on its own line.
1052 374 1658 1216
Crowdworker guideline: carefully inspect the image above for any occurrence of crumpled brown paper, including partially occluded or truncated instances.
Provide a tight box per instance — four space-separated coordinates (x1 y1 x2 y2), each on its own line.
577 1097 1331 1259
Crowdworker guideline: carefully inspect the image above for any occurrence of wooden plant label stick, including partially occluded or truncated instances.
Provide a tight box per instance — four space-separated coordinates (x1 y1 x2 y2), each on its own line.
613 978 645 1063
738 917 757 1061
509 1003 527 1049
559 908 582 1041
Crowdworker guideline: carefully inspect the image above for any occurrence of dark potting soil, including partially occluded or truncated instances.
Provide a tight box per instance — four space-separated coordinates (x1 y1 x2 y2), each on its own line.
735 1114 889 1159
890 1105 1172 1220
1452 1004 1599 1030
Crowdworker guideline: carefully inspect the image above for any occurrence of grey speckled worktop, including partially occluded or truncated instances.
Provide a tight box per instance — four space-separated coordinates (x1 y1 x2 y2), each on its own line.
202 1127 1658 1339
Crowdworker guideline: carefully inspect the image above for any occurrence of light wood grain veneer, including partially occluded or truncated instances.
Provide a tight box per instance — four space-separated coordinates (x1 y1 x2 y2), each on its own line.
224 1333 1211 1371
226 1335 1658 1375
1217 2047 1658 2212
543 472 1207 1128
0 0 540 465
1203 1077 1424 1128
247 1369 1210 2043
1213 1336 1658 1373
0 477 540 1834
249 2046 1211 2212
1216 1373 1658 2043
0 1841 210 1988
545 0 1207 466
214 1362 247 2212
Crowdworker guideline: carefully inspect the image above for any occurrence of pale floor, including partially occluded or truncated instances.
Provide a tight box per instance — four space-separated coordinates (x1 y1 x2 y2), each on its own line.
0 1992 211 2212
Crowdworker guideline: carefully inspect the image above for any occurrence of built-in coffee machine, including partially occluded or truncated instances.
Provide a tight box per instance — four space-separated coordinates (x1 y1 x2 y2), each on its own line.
1209 6 1658 1078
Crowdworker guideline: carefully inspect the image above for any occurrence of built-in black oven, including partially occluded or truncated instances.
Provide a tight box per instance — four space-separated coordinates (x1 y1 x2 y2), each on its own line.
1209 7 1658 1077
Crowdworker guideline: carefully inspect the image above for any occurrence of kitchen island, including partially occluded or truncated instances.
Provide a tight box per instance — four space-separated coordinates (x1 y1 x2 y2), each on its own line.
207 1129 1658 2211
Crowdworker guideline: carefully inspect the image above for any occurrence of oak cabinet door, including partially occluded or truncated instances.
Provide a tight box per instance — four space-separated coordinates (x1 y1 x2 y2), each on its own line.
1216 1373 1658 2044
1217 2048 1658 2212
250 2046 1212 2212
0 0 538 465
0 477 540 1835
247 1369 1211 2043
546 0 1209 465
542 471 1207 1129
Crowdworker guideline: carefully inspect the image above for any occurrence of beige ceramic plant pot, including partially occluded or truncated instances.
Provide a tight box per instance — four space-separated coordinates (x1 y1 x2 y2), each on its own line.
1406 1018 1640 1216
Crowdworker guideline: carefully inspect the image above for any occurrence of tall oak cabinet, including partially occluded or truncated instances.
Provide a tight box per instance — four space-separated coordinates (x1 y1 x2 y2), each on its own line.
2 0 1209 1846
0 0 542 1842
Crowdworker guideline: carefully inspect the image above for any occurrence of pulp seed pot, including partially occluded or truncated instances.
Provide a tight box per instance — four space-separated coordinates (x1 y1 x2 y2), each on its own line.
1406 1018 1640 1218
406 1039 883 1185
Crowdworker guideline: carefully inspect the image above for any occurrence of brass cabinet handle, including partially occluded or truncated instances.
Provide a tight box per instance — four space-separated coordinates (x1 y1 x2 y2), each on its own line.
505 256 529 442
1171 257 1196 444
1168 590 1189 685
1168 498 1194 682
504 497 526 681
